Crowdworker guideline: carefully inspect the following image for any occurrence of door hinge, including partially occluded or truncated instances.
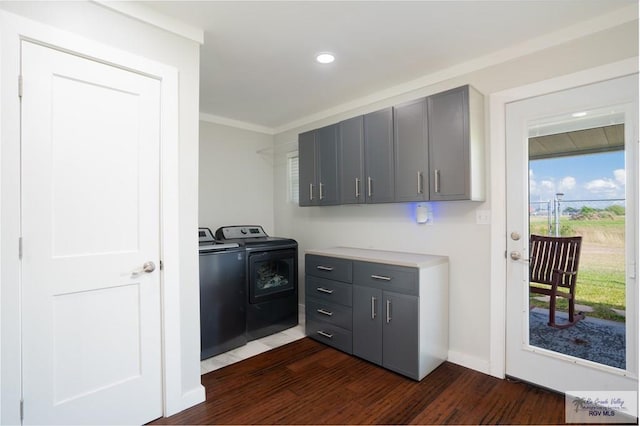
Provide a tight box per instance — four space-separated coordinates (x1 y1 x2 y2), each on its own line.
18 237 23 260
20 399 24 420
159 260 163 270
18 75 23 98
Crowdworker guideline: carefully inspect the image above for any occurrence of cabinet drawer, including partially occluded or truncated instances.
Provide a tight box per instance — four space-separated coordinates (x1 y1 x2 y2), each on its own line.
306 320 353 354
306 299 352 330
353 261 418 296
305 276 352 307
306 255 353 283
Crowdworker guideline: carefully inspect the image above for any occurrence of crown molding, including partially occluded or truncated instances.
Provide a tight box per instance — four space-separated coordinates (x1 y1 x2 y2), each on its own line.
93 1 204 44
199 113 275 135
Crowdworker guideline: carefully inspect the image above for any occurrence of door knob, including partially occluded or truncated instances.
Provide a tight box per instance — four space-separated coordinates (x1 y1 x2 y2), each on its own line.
133 261 156 276
142 261 156 273
510 251 522 261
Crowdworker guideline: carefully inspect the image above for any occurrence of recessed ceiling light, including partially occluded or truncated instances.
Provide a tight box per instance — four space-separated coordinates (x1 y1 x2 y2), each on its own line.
316 53 335 64
572 111 587 117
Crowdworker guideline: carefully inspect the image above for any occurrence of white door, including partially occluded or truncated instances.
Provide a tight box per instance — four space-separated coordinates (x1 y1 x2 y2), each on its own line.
505 75 638 392
21 41 163 425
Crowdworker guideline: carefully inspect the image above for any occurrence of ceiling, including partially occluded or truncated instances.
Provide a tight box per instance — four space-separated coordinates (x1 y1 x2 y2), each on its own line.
142 1 636 132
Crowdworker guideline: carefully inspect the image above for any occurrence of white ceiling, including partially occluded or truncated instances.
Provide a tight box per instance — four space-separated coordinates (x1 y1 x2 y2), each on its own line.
142 1 636 132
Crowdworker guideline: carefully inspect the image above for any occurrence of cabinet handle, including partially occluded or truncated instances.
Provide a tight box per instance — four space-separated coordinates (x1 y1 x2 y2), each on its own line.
309 183 314 201
316 308 333 317
317 330 333 339
434 169 441 193
417 171 423 195
319 182 324 200
371 274 391 281
371 296 377 319
367 177 373 197
386 300 392 323
316 287 334 294
316 265 334 271
355 178 360 198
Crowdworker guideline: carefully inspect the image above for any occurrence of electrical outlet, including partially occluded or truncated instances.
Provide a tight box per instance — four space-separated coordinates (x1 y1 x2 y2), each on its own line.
476 210 491 225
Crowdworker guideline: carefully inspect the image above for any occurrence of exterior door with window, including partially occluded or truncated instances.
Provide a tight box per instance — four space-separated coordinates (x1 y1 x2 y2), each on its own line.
505 74 638 393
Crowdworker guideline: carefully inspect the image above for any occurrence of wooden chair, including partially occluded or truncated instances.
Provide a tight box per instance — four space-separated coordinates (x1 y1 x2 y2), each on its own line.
529 234 583 328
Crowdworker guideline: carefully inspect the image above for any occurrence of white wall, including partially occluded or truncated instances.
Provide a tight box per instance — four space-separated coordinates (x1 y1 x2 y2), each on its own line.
0 1 202 421
199 121 275 234
273 20 639 373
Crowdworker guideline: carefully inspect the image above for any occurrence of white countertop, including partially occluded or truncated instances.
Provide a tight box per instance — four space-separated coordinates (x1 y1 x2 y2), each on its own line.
305 247 448 268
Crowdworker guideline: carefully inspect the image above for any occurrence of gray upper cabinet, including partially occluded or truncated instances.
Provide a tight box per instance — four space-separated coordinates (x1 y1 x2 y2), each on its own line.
317 124 340 205
427 85 485 201
393 98 428 202
298 130 316 206
298 84 484 206
339 116 365 204
298 124 340 206
364 108 395 203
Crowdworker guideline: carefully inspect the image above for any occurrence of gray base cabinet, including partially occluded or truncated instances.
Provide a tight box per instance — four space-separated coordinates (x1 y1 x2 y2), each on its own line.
305 255 353 354
305 248 449 381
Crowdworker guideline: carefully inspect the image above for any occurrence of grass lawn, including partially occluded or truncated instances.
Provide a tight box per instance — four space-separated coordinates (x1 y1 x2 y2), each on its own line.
529 216 626 322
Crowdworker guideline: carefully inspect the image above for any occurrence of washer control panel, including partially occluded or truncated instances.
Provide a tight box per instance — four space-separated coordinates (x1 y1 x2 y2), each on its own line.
217 225 268 240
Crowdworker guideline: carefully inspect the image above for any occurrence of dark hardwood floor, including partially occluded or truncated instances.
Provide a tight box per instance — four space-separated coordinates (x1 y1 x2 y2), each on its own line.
150 338 565 425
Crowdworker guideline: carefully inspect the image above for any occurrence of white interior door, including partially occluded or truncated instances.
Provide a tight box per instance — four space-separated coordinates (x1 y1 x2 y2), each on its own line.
21 40 163 425
505 74 638 392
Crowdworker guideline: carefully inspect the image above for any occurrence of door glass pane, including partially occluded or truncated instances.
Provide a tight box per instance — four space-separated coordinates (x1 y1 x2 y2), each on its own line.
527 106 626 369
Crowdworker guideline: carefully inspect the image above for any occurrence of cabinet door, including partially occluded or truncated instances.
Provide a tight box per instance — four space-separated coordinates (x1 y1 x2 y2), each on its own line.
298 130 317 206
427 85 469 200
352 285 382 365
339 116 365 204
364 108 395 203
383 291 419 379
316 124 340 205
394 98 428 202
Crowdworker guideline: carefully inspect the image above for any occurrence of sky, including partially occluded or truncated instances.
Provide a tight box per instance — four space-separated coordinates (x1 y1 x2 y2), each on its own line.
529 151 625 204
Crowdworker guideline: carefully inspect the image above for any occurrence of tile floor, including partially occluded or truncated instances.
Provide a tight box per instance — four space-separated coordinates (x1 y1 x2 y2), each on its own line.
200 311 306 375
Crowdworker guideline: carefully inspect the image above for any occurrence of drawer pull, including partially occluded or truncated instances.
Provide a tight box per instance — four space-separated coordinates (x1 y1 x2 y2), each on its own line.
316 308 333 317
371 274 392 281
317 330 333 339
316 265 334 271
386 299 392 323
316 287 334 294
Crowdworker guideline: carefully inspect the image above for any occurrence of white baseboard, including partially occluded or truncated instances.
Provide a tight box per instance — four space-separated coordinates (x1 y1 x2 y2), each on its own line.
447 350 491 375
167 385 205 417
